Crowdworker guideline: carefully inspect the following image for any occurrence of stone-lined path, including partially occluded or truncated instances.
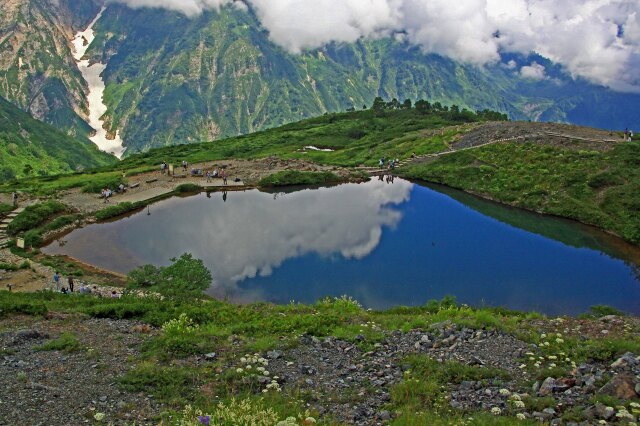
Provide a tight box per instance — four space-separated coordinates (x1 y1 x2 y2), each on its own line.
0 206 25 249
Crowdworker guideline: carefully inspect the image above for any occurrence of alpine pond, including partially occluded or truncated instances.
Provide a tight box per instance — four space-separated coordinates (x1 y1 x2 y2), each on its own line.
43 178 640 315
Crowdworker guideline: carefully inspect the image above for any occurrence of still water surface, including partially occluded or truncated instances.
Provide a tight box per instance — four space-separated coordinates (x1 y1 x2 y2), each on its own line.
44 178 640 315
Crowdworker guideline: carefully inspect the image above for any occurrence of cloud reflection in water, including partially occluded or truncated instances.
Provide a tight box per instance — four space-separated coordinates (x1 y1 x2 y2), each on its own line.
45 179 413 299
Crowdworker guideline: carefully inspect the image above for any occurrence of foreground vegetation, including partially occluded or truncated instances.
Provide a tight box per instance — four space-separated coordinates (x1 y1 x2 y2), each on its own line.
1 281 638 425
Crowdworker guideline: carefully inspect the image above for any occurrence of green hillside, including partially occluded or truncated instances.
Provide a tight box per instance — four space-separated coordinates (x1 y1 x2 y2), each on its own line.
88 4 640 154
0 96 117 179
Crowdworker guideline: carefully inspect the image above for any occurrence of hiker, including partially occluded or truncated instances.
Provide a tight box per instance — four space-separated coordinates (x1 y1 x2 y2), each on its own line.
379 158 384 168
624 128 629 140
101 188 111 203
116 183 126 193
182 160 188 172
213 168 219 178
53 271 60 291
67 276 74 293
11 191 18 207
206 170 212 182
221 169 227 185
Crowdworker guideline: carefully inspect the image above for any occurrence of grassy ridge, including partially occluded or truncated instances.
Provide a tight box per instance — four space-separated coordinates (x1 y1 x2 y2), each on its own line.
0 108 484 195
403 141 640 244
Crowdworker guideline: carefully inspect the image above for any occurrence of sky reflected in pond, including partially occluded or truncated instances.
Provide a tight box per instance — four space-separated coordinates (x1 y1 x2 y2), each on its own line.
44 178 640 315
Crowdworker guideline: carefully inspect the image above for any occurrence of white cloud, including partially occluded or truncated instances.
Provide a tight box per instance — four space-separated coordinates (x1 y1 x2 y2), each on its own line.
108 0 640 92
520 62 546 80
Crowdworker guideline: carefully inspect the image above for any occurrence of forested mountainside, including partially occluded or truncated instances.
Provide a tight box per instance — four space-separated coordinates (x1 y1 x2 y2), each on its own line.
0 95 116 179
0 1 639 155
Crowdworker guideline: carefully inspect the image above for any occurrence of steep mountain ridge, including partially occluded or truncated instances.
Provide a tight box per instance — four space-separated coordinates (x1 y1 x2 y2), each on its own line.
0 0 101 138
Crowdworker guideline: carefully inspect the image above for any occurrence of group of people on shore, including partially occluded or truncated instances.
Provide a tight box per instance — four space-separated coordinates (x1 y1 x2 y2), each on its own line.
51 271 120 298
161 161 230 185
379 156 399 170
204 167 228 185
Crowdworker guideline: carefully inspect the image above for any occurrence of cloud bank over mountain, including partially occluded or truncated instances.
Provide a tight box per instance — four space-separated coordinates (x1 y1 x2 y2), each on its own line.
108 0 640 93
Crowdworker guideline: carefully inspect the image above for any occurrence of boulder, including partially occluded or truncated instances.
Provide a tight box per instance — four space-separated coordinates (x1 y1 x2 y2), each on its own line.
610 352 639 369
538 377 556 396
597 374 638 400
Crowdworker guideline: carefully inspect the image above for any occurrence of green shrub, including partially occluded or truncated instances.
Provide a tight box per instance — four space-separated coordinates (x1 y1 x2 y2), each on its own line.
127 253 212 297
23 229 43 247
6 200 66 235
588 172 624 188
175 183 202 193
43 214 81 232
95 202 145 221
0 261 29 271
81 175 126 194
36 333 82 352
258 171 340 187
0 202 13 216
583 305 625 318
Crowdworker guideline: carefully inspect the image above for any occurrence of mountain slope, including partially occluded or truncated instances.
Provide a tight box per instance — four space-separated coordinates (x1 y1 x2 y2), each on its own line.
0 95 116 179
0 0 101 138
1 2 638 157
87 4 640 154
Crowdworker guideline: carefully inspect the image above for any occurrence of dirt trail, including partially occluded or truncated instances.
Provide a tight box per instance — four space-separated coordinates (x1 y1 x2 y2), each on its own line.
398 121 625 168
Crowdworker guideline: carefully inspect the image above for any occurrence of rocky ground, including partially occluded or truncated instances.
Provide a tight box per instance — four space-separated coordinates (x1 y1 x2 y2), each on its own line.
0 315 159 426
453 122 621 152
1 311 638 425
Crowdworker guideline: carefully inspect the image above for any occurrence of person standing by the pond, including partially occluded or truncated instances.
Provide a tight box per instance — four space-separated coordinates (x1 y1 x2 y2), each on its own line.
221 169 227 185
68 275 74 293
53 271 60 291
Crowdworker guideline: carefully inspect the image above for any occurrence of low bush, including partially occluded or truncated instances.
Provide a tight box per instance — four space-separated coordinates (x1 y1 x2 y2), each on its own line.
36 333 82 352
0 261 29 271
42 214 81 232
175 183 202 193
81 175 126 194
0 202 13 216
95 202 145 221
127 253 212 297
6 200 66 235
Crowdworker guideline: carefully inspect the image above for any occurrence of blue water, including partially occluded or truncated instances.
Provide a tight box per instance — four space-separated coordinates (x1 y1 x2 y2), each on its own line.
44 178 640 315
